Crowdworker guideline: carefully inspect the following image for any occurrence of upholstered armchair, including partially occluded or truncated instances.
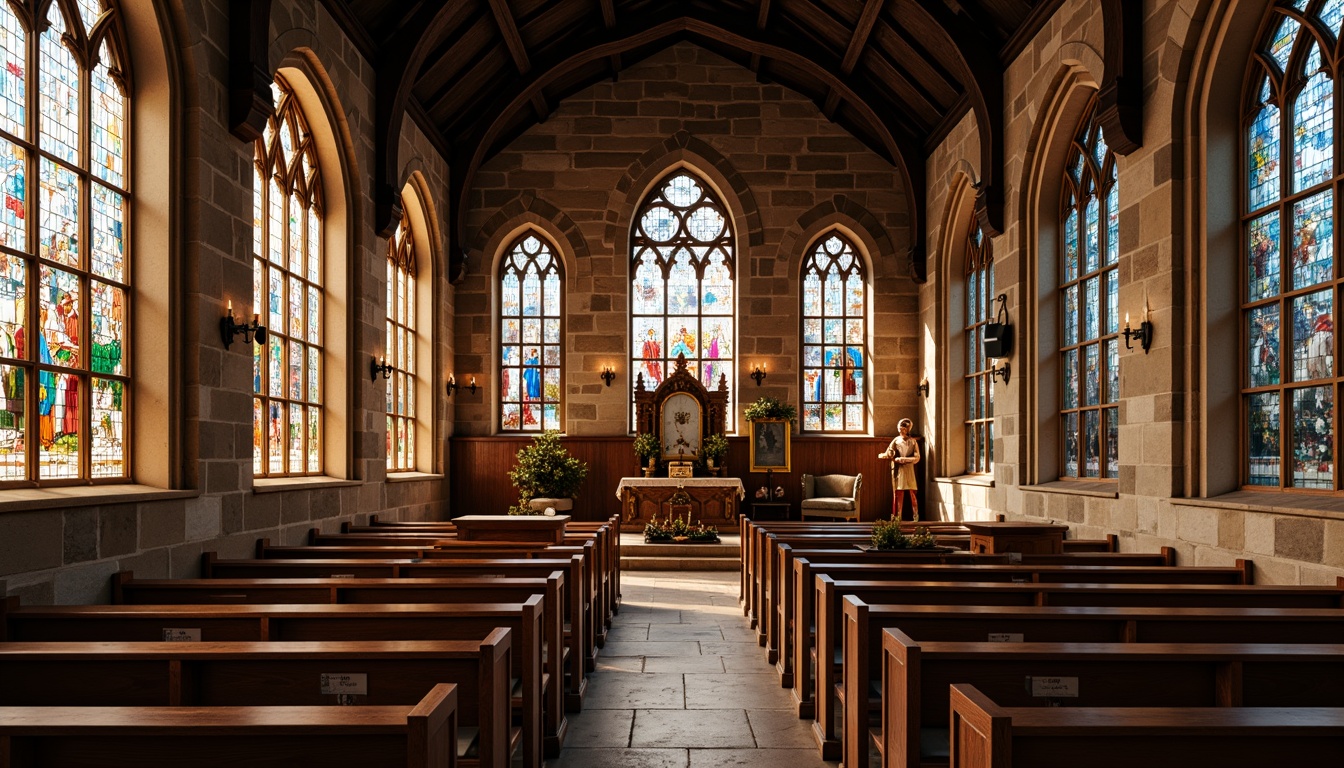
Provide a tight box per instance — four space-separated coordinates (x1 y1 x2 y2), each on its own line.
799 473 862 521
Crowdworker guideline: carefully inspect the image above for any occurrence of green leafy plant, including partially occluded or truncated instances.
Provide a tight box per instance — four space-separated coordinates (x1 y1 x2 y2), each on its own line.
643 513 720 543
744 396 797 423
701 433 729 462
870 519 940 550
507 431 588 515
633 432 660 462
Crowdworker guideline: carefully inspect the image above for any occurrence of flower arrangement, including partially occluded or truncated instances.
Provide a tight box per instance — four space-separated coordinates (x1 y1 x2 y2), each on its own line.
643 512 720 543
633 432 660 462
743 396 797 424
870 518 940 550
701 433 728 466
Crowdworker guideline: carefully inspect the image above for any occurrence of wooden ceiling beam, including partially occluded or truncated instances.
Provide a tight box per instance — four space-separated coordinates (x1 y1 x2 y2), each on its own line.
823 0 885 118
598 0 622 79
749 0 772 78
1096 0 1143 154
486 0 550 122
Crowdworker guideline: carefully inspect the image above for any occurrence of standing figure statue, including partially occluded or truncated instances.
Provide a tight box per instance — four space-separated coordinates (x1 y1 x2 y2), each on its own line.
878 417 920 521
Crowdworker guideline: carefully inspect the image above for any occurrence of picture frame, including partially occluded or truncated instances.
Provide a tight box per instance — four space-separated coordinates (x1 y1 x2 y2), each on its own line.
659 391 703 460
748 419 790 472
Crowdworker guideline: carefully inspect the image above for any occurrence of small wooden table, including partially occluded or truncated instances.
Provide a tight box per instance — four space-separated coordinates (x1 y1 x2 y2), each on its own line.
452 514 571 544
963 521 1068 555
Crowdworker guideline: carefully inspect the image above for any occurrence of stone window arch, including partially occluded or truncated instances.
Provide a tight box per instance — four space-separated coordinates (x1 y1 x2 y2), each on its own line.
800 229 867 433
499 230 563 432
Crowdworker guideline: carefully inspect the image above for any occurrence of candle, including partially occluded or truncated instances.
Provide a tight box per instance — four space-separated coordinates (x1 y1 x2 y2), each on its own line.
227 299 233 314
1124 312 1130 328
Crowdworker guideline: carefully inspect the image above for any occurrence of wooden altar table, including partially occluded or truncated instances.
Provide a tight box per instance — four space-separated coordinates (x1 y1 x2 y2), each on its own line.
614 478 745 532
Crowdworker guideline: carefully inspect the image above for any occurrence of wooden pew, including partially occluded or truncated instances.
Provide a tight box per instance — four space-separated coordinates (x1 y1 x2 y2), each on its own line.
207 548 603 675
0 597 548 768
112 569 583 714
947 684 1344 768
766 544 1184 683
834 598 1344 765
0 683 459 768
793 574 1344 719
0 637 508 768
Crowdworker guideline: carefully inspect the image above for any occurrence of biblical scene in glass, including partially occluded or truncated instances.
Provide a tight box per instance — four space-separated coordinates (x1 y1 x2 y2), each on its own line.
500 233 561 432
801 232 866 433
630 171 734 428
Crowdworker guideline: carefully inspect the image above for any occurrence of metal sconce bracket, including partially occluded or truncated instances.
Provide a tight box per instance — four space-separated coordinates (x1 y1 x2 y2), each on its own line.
990 361 1011 385
370 357 394 381
750 365 767 386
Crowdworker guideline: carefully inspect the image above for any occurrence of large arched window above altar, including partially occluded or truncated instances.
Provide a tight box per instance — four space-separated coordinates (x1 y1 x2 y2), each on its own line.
499 231 562 432
1241 2 1342 492
630 170 735 430
800 231 867 433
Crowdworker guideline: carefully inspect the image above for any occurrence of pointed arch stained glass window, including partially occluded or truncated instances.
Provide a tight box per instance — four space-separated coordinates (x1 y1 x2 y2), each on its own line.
1059 100 1120 480
1242 2 1341 492
500 233 561 432
0 0 131 485
964 216 994 474
630 171 735 429
252 76 323 477
801 231 866 433
386 208 416 470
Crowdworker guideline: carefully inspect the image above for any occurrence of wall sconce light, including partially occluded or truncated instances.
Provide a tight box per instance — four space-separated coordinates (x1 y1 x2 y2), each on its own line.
220 300 266 350
750 363 767 386
990 361 1011 385
1122 311 1154 353
601 366 616 387
917 378 930 398
370 356 394 382
446 375 477 397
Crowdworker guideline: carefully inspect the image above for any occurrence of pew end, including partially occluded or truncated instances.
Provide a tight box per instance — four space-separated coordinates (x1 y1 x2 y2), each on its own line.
948 684 1011 768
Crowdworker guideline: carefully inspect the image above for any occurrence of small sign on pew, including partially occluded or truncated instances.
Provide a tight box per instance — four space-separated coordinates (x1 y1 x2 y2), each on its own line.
320 672 368 705
161 628 201 642
1007 552 1023 564
988 633 1024 643
1027 676 1079 699
330 574 356 579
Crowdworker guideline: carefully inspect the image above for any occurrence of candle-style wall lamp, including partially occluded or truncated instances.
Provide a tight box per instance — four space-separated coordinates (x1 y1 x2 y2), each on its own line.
370 356 394 381
750 363 767 386
446 375 477 397
600 366 616 387
917 378 930 398
1122 310 1154 353
220 300 266 349
990 361 1011 384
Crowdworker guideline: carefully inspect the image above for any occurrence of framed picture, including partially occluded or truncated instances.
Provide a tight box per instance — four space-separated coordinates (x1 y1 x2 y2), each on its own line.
749 419 790 472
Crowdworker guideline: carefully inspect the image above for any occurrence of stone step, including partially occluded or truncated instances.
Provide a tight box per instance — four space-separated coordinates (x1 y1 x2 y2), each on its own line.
621 555 740 571
623 542 740 558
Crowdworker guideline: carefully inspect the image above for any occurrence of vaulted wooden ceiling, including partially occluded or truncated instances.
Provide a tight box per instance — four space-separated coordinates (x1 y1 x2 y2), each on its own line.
231 0 1143 281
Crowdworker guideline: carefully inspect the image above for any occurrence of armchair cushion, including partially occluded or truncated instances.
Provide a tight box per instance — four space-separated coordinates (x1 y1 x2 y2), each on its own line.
812 474 860 500
800 497 858 512
800 473 862 520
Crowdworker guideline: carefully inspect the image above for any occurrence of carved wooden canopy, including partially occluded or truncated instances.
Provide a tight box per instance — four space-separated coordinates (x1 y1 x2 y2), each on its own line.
635 354 728 461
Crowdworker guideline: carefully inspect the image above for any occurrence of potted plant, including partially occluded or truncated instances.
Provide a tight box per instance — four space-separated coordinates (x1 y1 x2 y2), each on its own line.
633 432 660 477
507 430 588 515
868 519 946 551
744 396 797 424
701 432 728 470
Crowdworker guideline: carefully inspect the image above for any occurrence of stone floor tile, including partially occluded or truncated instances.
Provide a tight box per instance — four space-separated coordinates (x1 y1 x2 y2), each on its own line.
688 748 831 768
684 673 790 710
698 641 762 657
650 624 724 640
602 640 703 657
607 625 652 641
630 709 755 748
583 672 686 709
642 656 727 673
745 710 821 749
544 748 688 768
561 708 636 748
595 656 646 674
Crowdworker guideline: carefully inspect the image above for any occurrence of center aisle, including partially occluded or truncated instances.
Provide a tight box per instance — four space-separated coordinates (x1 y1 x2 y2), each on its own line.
545 571 837 768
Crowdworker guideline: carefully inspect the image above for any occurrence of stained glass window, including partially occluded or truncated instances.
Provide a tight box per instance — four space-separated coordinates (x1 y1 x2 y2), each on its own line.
1060 99 1120 479
386 208 416 470
1243 3 1340 491
253 76 323 477
801 231 866 433
0 0 129 485
630 171 734 428
963 216 994 474
500 233 561 432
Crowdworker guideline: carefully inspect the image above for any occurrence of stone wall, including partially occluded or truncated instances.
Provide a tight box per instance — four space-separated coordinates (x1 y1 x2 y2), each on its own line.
455 42 920 438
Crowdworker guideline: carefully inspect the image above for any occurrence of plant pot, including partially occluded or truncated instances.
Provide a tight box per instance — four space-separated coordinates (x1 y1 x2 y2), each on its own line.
527 497 573 514
706 457 716 469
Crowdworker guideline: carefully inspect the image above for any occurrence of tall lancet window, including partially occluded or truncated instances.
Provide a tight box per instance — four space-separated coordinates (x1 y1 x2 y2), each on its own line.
253 76 324 477
1243 2 1341 491
964 216 994 474
1059 99 1120 479
499 232 561 432
800 231 866 433
630 170 735 428
386 209 416 470
0 0 132 484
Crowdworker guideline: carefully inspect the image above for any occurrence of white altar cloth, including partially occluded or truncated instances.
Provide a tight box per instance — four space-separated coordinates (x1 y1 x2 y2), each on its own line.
614 477 746 500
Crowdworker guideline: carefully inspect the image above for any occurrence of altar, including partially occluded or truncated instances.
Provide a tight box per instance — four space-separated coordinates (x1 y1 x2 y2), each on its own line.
615 477 745 532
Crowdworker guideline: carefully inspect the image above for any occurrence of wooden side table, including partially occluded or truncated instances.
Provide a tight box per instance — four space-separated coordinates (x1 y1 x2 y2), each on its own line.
963 521 1068 555
750 502 791 521
452 514 571 544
